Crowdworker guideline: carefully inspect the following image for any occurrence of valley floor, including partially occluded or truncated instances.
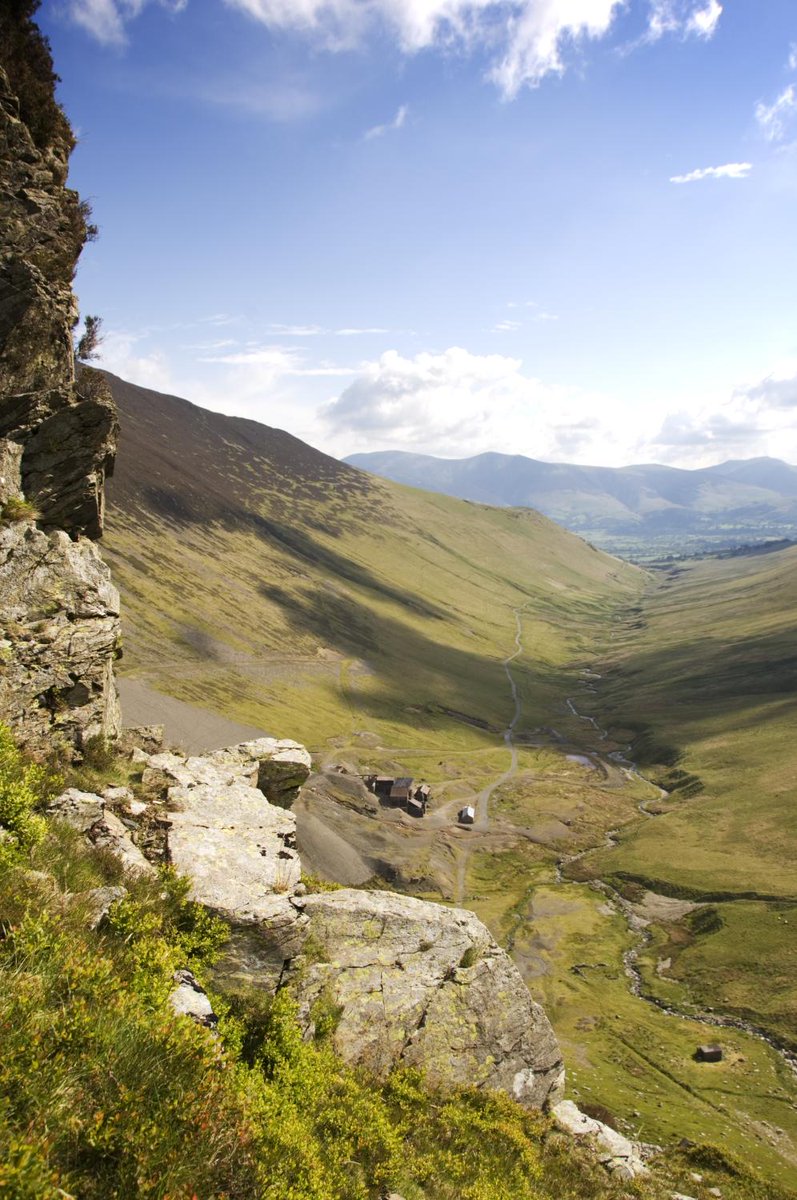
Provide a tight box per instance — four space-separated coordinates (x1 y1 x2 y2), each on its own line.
118 559 797 1194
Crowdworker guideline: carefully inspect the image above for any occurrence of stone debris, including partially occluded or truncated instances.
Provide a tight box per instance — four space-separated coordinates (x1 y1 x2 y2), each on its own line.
48 787 155 877
552 1100 648 1179
169 969 218 1029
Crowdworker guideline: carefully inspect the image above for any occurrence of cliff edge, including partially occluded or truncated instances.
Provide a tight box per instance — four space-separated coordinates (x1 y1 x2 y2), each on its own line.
0 17 120 756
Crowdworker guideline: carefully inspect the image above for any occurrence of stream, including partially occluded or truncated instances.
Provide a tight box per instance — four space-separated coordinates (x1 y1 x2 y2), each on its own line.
560 690 797 1077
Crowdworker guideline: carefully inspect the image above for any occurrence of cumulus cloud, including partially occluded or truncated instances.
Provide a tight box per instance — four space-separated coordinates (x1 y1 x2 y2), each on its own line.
320 345 610 457
65 0 723 96
364 103 409 139
755 85 797 143
669 161 751 183
651 410 760 448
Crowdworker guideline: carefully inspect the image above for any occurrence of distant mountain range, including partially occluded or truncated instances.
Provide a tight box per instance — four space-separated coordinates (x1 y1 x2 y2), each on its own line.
344 451 797 557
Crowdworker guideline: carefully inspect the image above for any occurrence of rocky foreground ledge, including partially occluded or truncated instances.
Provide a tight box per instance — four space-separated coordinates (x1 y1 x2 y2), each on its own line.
51 731 566 1111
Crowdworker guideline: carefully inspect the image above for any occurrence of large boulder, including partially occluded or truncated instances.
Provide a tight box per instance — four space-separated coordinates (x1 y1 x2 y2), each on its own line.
285 889 565 1109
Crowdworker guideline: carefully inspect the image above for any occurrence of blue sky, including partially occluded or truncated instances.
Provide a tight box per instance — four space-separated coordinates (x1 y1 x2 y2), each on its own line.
41 0 797 466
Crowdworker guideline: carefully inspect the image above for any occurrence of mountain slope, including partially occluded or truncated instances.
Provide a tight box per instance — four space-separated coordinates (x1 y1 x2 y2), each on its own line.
102 373 642 751
345 450 797 556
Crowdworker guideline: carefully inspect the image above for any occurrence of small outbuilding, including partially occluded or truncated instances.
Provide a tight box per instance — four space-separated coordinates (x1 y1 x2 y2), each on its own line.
458 805 476 825
695 1044 723 1063
406 796 425 818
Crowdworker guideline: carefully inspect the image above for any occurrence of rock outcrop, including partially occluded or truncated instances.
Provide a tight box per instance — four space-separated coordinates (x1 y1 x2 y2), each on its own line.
0 50 120 755
48 787 155 877
129 738 565 1110
553 1099 650 1180
287 888 565 1108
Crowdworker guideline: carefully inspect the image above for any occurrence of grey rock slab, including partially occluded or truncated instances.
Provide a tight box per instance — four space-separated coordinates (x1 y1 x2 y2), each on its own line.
552 1100 648 1178
287 889 565 1110
48 787 105 832
91 810 155 877
77 884 128 929
169 969 217 1028
48 788 155 877
165 778 301 922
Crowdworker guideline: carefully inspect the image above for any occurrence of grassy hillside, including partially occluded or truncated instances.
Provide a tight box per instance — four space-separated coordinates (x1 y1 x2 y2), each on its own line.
102 372 641 753
577 546 797 1048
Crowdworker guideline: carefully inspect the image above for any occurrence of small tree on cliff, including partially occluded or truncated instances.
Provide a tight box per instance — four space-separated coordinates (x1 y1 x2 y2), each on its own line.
75 314 103 362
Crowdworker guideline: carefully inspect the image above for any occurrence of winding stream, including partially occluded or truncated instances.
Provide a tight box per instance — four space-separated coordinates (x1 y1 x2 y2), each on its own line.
560 690 797 1076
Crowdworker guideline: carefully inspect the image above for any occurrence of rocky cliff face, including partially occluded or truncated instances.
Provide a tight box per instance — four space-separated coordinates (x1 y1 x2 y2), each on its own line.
0 50 120 755
132 738 566 1110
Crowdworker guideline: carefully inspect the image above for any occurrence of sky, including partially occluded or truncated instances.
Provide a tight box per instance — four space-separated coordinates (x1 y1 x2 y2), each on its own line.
39 0 797 468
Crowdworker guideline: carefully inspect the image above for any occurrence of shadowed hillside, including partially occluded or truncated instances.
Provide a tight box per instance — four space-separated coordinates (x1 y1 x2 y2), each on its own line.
103 372 642 751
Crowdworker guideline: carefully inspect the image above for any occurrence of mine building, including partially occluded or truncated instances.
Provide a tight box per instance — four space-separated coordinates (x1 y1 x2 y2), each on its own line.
389 777 414 806
458 805 476 825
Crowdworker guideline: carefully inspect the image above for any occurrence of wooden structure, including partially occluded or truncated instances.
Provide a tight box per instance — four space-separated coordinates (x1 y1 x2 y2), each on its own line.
695 1044 723 1063
458 805 476 825
389 777 413 806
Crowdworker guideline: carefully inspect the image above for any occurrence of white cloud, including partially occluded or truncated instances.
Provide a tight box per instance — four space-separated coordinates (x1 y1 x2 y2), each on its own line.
685 0 721 38
68 0 128 45
493 319 522 331
320 345 611 457
66 0 722 97
95 329 175 390
755 85 797 144
669 161 751 183
789 44 797 72
364 103 409 139
266 323 395 336
336 326 392 335
200 344 357 375
268 323 327 336
68 0 186 44
736 362 797 410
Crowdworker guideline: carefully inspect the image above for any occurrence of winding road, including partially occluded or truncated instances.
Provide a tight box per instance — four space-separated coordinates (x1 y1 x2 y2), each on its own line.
455 606 527 903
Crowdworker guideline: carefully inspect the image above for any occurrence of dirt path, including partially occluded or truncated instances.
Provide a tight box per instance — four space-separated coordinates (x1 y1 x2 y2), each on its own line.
456 608 527 903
